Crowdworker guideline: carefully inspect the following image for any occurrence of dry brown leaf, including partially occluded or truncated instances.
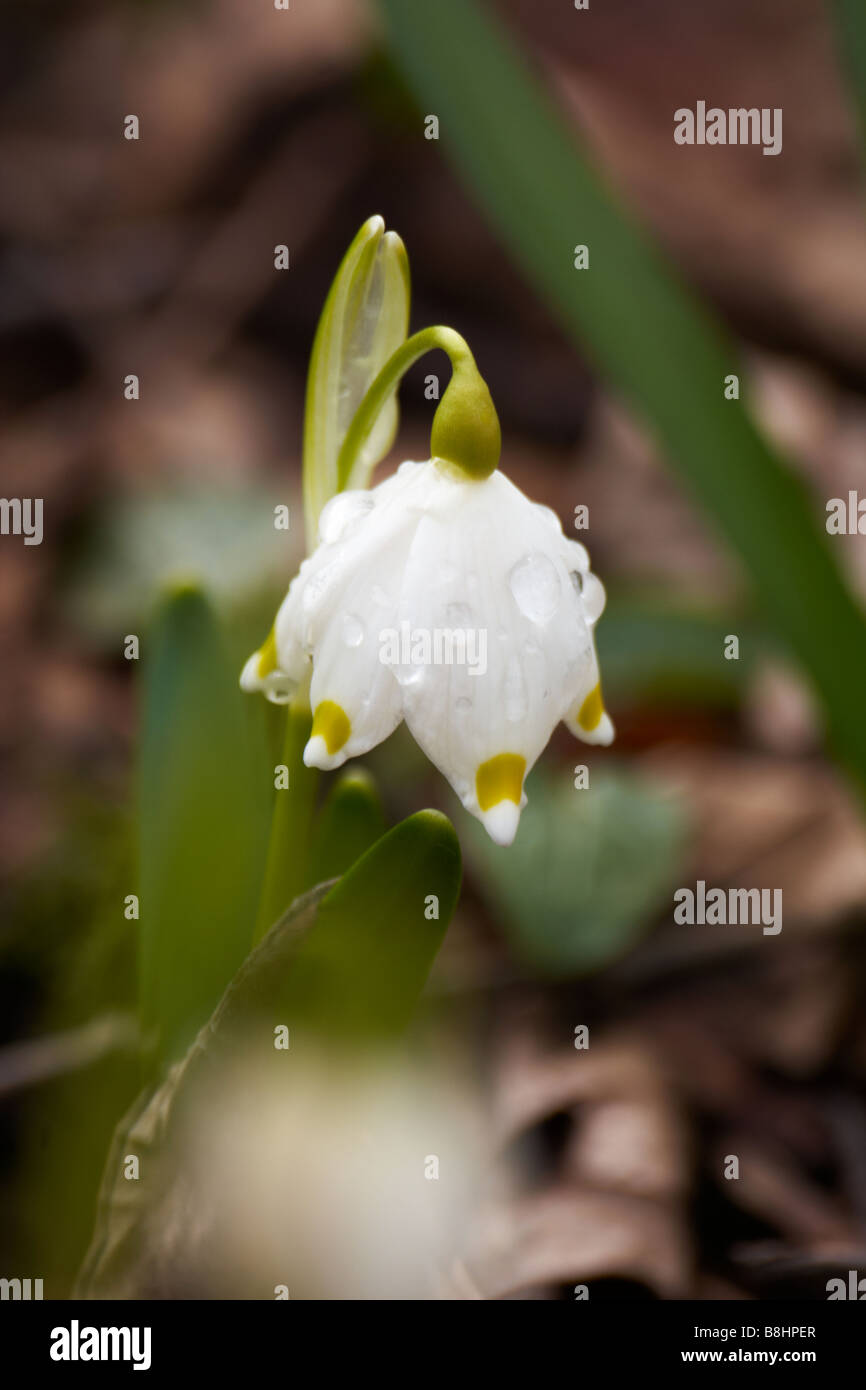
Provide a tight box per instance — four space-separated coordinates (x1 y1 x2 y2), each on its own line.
461 1186 690 1299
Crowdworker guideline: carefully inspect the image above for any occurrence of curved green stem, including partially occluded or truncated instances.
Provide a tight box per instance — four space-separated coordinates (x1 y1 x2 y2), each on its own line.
336 325 499 488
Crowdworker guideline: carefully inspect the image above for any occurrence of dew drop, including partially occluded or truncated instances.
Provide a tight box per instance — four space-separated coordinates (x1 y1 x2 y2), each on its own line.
394 663 425 688
263 670 296 705
318 491 374 545
509 553 562 624
570 570 583 594
534 503 562 535
445 601 473 627
342 613 365 648
565 539 590 573
581 572 606 624
301 559 342 615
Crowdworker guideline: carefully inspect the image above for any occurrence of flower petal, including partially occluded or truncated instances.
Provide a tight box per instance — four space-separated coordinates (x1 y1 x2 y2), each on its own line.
397 468 596 841
302 467 432 769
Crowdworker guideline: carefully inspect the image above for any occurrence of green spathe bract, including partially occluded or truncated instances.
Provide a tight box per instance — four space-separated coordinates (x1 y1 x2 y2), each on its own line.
303 215 410 545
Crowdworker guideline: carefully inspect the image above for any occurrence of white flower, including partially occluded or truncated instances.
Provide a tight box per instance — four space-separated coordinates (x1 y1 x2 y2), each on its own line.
242 459 613 845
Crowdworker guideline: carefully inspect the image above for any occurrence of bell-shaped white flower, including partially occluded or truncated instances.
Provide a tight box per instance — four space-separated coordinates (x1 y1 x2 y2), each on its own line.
242 457 613 845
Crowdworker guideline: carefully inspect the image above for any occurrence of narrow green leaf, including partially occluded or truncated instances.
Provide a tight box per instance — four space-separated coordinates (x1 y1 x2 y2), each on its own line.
138 585 271 1073
834 0 866 167
305 766 386 890
379 0 866 799
303 215 410 543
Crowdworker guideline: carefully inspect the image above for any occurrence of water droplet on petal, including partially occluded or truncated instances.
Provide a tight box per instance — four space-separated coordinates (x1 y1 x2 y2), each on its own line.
581 572 606 624
509 553 561 624
318 491 374 545
565 539 590 573
446 601 473 626
570 570 583 594
342 613 365 648
456 696 472 712
263 669 297 705
394 664 424 688
534 503 563 535
302 559 342 616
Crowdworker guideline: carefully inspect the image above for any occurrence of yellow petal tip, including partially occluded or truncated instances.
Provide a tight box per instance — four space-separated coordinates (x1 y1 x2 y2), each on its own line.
256 627 279 679
475 753 526 812
577 683 604 733
311 700 351 756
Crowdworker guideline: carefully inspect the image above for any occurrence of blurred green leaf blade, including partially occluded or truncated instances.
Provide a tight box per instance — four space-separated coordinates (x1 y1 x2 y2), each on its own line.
305 766 386 890
598 596 765 708
834 0 866 168
138 584 271 1072
467 770 685 977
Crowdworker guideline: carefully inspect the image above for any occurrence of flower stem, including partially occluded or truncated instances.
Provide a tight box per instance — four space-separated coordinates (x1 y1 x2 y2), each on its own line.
336 325 500 488
252 694 318 946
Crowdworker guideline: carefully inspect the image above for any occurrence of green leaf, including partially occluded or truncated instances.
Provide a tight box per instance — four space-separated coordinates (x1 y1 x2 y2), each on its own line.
379 0 866 802
598 596 765 707
284 808 460 1037
138 584 271 1074
834 0 866 167
303 215 410 544
305 766 387 890
77 811 461 1296
466 771 685 976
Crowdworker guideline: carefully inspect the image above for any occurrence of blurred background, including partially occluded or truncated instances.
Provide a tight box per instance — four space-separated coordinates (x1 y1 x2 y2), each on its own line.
2 0 866 1300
